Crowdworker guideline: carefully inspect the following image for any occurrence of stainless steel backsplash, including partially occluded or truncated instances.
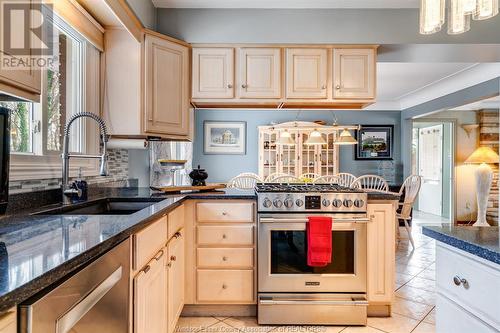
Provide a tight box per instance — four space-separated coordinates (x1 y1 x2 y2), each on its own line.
149 141 193 187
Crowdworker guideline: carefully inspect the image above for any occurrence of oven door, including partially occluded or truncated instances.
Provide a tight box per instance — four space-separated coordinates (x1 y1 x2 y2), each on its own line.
258 214 367 293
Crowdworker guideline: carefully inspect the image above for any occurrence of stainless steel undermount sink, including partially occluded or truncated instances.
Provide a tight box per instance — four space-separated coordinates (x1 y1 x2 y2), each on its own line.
33 198 164 216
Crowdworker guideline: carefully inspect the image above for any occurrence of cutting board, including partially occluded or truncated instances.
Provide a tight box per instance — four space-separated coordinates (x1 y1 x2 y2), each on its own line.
151 183 226 193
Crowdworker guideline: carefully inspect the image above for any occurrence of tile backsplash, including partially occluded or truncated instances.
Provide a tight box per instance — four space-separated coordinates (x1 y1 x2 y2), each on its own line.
9 149 130 194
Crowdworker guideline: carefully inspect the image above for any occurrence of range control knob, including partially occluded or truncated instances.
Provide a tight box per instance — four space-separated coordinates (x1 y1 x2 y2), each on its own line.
295 199 304 207
354 199 365 208
322 199 331 207
284 198 294 208
273 199 283 208
343 199 353 208
262 198 272 208
332 199 343 208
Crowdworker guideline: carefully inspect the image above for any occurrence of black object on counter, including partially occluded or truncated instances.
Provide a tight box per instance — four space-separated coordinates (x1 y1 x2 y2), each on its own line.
0 107 10 215
189 165 208 186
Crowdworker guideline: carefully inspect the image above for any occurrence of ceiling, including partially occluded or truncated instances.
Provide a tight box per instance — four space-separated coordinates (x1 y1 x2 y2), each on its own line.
152 0 420 8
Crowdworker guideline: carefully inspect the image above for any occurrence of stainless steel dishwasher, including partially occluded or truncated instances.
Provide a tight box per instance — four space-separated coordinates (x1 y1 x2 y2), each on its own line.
19 239 130 333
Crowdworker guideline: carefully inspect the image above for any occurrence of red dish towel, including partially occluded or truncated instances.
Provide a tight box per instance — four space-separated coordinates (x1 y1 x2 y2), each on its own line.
307 216 333 267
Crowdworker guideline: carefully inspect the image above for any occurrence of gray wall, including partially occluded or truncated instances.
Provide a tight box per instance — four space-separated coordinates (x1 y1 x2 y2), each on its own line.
127 0 157 30
194 109 402 183
157 9 500 44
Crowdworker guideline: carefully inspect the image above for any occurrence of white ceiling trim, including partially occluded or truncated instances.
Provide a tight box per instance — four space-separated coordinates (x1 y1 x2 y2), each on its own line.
152 0 419 9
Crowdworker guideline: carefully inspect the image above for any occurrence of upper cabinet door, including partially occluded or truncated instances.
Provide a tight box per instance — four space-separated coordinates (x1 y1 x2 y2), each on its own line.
286 48 328 99
144 34 190 138
333 48 375 99
239 48 281 99
192 48 234 99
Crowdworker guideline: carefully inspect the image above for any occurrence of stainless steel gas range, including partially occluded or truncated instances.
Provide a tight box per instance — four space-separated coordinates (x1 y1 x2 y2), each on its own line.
256 183 370 326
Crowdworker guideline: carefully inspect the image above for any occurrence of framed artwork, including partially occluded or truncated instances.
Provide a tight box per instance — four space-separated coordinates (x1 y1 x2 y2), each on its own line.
203 121 247 155
355 125 394 160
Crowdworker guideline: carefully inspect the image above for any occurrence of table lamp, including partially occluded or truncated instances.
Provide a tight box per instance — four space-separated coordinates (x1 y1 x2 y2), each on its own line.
464 146 500 226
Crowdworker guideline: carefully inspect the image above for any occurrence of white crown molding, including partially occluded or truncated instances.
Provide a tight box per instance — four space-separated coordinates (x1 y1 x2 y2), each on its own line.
152 0 419 9
365 101 402 111
399 63 500 110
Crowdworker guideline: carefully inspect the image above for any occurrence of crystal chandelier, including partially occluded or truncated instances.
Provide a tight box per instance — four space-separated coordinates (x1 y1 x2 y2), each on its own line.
420 0 498 34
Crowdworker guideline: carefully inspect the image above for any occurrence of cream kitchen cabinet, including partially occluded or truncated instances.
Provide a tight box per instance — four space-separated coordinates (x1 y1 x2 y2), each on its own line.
0 0 41 102
104 29 191 140
333 48 376 100
167 229 185 333
192 48 234 99
0 309 16 333
134 248 168 333
239 48 281 99
286 48 328 99
366 202 396 308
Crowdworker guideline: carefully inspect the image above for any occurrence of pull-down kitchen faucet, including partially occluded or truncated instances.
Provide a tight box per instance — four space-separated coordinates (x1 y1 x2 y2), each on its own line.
61 112 108 204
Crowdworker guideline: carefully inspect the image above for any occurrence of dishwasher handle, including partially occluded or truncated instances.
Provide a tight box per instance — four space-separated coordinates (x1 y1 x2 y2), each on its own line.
56 266 123 333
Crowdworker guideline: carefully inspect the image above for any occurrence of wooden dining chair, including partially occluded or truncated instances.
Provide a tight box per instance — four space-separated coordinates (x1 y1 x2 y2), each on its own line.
265 172 291 182
351 175 389 192
335 172 357 187
396 175 422 249
227 173 263 189
273 175 301 183
313 175 341 184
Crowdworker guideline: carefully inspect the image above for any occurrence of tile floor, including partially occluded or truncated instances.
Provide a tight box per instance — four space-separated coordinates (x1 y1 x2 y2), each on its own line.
177 210 442 333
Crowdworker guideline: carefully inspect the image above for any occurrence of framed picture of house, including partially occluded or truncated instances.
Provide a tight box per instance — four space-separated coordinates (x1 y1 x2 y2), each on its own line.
204 121 247 155
355 125 394 160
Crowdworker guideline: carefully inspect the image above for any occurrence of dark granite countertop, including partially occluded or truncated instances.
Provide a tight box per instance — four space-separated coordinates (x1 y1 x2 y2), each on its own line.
0 186 396 313
0 187 254 313
422 225 500 265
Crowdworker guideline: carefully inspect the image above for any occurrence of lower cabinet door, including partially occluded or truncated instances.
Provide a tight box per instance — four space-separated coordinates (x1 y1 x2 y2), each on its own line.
134 250 167 333
167 229 185 333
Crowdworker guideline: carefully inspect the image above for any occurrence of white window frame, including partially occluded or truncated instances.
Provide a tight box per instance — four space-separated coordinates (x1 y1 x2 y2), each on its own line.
9 13 101 181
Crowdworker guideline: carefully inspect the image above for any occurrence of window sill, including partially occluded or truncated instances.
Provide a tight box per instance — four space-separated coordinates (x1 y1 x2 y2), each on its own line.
10 154 99 181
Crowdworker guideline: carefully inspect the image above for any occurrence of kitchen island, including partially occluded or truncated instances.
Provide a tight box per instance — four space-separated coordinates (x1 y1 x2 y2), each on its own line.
422 225 500 332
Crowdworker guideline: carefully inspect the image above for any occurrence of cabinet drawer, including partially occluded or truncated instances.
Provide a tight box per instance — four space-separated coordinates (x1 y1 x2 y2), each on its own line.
196 202 254 223
436 243 500 328
0 309 16 333
197 226 254 246
197 248 254 269
197 270 254 303
133 217 168 270
168 205 185 240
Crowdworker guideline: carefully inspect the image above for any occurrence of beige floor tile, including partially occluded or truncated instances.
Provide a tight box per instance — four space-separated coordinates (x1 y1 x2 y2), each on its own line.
200 321 240 333
395 285 436 306
224 317 276 333
177 317 221 333
392 297 434 321
340 326 385 333
423 308 436 325
412 322 435 333
405 277 435 292
367 312 419 333
416 269 435 281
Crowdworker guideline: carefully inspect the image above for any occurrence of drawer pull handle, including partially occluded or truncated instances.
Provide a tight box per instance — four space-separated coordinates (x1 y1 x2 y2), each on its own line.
222 234 227 239
167 262 172 268
222 284 228 289
143 265 151 274
154 250 164 261
222 211 228 216
174 232 182 238
453 276 469 288
170 255 177 261
222 256 228 261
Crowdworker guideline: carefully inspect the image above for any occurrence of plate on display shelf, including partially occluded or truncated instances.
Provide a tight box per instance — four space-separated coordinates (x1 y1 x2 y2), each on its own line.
150 183 227 193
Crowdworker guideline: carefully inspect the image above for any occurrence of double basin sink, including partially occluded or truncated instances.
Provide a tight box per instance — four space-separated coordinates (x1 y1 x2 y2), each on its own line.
34 198 164 216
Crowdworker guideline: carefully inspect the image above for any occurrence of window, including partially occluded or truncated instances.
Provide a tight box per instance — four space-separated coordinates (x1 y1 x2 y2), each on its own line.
5 13 101 180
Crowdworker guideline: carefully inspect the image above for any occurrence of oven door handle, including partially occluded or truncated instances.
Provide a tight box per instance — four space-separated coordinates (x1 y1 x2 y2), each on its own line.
259 299 368 306
259 217 371 223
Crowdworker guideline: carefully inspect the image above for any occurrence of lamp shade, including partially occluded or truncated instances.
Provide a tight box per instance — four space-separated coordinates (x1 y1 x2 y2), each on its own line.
277 130 295 145
335 129 358 145
465 146 500 164
304 130 327 145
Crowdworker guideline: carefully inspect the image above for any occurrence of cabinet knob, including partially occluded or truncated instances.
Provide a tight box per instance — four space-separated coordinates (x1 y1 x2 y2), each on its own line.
242 84 248 88
222 234 227 239
335 85 341 90
174 231 182 238
143 265 151 273
453 275 468 288
222 284 228 289
321 85 326 89
222 211 227 216
222 256 228 261
227 84 233 88
170 255 177 261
